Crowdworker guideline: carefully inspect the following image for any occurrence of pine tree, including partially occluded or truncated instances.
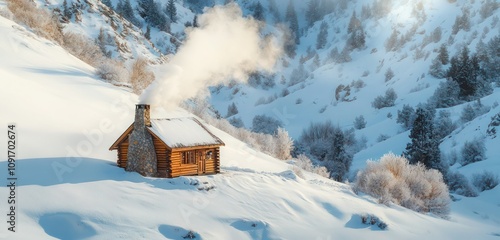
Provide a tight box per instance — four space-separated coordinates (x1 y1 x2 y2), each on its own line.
397 104 415 130
193 15 198 27
253 2 265 21
429 57 445 78
326 130 352 181
166 0 177 23
346 11 365 50
121 0 140 27
438 44 449 65
316 21 328 49
63 0 72 20
102 0 113 9
306 0 321 27
145 25 151 40
268 0 281 23
139 0 167 29
226 102 238 118
404 107 444 173
285 0 300 44
447 47 480 99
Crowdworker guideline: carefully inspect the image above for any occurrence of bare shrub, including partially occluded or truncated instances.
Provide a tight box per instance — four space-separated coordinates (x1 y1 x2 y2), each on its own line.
355 153 450 217
63 32 105 66
293 154 329 178
472 171 499 192
95 59 128 83
130 58 155 94
7 0 64 44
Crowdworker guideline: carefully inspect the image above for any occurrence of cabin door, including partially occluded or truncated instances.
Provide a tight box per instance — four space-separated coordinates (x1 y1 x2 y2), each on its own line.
197 150 206 174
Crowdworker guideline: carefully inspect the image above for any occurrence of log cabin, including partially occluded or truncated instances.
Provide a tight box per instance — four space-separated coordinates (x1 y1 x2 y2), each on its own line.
109 104 224 178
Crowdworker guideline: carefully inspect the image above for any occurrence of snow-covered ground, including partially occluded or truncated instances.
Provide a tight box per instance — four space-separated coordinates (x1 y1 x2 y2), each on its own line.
1 10 500 240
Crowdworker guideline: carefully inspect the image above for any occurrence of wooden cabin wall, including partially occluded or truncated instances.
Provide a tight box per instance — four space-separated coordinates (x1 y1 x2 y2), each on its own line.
153 137 169 177
117 141 128 168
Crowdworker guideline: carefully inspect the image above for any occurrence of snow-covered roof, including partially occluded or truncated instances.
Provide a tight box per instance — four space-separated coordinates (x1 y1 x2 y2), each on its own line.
148 117 224 149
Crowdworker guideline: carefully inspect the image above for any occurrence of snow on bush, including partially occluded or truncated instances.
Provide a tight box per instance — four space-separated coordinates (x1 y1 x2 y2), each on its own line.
252 114 283 135
355 153 450 218
445 171 478 197
472 171 499 192
460 138 486 166
293 154 329 178
371 88 397 109
96 60 128 83
353 115 366 129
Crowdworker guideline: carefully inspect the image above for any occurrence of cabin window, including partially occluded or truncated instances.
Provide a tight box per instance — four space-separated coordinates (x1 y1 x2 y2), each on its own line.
206 150 213 159
182 151 196 164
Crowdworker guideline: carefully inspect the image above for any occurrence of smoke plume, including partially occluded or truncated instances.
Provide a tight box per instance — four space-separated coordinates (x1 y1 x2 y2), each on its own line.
140 3 282 108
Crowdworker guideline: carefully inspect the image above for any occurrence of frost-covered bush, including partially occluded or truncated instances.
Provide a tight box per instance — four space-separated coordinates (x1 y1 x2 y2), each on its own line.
472 171 499 192
372 88 397 109
353 115 366 129
460 101 490 123
228 117 244 128
460 138 486 166
361 214 388 230
384 68 395 82
252 115 283 135
355 153 450 218
445 171 478 197
95 60 128 83
293 154 329 178
130 58 155 94
7 0 64 44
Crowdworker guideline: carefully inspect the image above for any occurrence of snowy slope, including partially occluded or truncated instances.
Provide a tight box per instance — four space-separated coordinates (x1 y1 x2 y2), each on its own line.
1 10 500 240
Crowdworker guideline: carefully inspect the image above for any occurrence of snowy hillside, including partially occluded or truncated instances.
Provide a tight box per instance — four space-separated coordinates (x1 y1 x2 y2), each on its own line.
1 7 500 240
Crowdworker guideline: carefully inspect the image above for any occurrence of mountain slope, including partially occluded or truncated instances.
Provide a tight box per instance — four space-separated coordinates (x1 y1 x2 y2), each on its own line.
1 12 500 240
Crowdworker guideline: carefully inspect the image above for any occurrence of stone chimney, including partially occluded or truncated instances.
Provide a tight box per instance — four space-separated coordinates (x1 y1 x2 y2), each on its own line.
127 104 157 177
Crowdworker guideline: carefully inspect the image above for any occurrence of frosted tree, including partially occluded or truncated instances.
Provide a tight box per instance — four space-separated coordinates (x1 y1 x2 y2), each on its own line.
316 21 328 49
461 138 486 166
384 68 394 81
404 107 445 173
165 0 177 22
397 104 415 130
353 115 366 129
447 47 483 99
438 44 449 65
252 115 283 135
119 0 141 27
326 130 352 181
274 128 294 160
346 11 365 50
435 110 456 140
306 0 321 27
268 0 281 23
139 0 167 30
285 0 300 44
428 80 460 108
145 25 151 40
226 102 238 118
429 58 445 78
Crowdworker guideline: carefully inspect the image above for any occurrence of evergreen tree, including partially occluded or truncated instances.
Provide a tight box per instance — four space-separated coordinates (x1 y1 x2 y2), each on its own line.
193 15 198 27
447 47 480 99
397 104 416 130
119 0 141 27
252 2 265 21
102 0 113 9
63 0 72 20
226 102 238 118
404 107 444 173
268 0 281 23
139 0 167 29
346 11 365 50
316 21 328 49
429 57 445 78
348 11 361 34
166 0 177 23
438 44 449 65
285 0 300 44
145 25 151 40
306 0 321 27
325 130 352 181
